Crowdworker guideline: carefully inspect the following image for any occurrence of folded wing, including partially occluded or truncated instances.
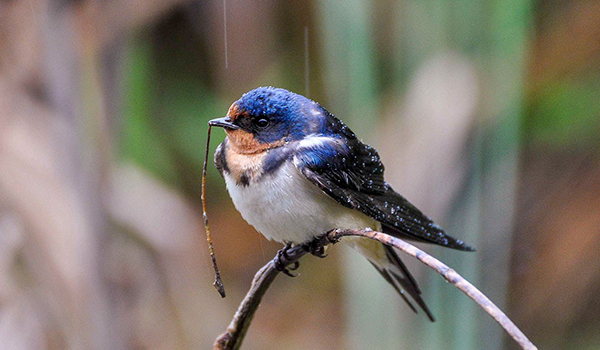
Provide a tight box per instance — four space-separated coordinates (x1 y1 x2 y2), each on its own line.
293 136 475 251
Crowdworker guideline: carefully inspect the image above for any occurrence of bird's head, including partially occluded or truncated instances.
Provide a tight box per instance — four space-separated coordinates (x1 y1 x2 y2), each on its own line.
209 87 326 154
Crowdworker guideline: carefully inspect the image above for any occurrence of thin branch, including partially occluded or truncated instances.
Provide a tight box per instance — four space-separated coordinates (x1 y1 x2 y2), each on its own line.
330 229 537 350
213 229 537 350
213 244 311 350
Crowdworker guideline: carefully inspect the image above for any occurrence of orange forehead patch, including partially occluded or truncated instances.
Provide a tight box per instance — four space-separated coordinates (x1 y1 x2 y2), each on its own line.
227 102 247 122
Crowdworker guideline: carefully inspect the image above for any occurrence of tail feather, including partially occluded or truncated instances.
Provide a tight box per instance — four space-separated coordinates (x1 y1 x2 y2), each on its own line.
370 262 418 314
345 237 435 322
383 245 435 322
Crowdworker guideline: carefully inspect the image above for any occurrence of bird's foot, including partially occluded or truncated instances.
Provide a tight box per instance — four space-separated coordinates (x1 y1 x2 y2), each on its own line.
304 238 328 258
274 243 299 277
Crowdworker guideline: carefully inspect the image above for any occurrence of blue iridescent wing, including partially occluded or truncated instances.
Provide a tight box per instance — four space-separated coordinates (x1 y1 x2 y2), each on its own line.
294 136 475 251
294 135 453 321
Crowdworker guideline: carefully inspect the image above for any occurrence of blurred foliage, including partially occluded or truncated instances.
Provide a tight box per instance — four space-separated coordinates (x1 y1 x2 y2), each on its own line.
121 30 227 201
1 0 600 349
525 77 600 147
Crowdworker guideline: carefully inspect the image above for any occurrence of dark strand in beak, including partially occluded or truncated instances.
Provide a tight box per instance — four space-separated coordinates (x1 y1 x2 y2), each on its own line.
202 124 226 298
209 116 240 130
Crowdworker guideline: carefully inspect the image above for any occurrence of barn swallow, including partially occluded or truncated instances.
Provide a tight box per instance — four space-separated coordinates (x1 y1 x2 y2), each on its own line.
209 87 474 321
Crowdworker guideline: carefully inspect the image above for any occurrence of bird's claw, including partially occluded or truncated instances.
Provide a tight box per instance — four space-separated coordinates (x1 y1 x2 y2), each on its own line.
288 261 300 271
304 239 328 258
274 243 299 277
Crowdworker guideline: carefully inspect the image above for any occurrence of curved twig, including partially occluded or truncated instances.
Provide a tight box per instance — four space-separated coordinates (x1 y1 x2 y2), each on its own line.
329 229 536 349
213 244 311 350
213 229 537 350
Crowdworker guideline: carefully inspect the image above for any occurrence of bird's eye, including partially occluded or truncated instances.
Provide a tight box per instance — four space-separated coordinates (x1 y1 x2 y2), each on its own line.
254 118 269 129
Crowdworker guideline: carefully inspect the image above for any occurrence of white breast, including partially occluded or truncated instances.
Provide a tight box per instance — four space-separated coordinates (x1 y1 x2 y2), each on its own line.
223 161 379 244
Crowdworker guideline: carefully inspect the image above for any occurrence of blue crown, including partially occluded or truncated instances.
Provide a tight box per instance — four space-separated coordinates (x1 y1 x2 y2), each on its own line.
237 87 303 118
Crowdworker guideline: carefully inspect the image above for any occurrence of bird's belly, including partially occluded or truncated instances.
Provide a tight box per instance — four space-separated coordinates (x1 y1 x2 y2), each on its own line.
223 162 379 244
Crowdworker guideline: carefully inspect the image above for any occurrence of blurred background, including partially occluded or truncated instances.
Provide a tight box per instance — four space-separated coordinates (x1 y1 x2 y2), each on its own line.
1 0 599 349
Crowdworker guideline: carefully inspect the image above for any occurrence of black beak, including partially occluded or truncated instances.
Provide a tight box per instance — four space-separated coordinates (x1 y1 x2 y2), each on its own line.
208 116 240 130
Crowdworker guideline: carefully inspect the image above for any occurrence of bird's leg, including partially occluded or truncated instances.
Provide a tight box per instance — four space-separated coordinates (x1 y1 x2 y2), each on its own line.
274 242 299 277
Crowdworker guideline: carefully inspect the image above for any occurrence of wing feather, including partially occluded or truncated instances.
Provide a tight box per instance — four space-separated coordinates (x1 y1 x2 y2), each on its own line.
293 134 474 321
294 136 475 251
